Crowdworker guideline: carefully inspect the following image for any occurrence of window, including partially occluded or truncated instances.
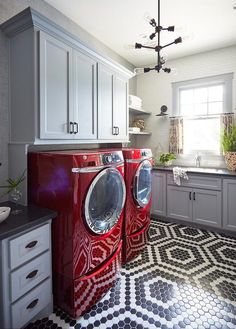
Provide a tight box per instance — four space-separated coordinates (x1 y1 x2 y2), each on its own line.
172 74 233 155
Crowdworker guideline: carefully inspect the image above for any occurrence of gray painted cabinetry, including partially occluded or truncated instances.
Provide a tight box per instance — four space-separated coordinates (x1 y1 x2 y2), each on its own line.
152 170 236 232
151 172 167 216
223 179 236 230
0 221 53 329
1 8 132 145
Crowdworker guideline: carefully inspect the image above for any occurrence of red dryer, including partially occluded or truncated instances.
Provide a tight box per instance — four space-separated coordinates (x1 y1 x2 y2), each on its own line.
28 150 126 318
122 148 153 264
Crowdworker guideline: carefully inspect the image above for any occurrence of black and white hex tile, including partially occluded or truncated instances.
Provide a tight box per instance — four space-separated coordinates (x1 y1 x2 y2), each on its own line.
26 220 236 329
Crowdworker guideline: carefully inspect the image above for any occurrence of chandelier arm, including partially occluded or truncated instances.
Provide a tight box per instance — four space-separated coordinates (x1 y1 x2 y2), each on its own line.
141 45 156 50
162 41 176 49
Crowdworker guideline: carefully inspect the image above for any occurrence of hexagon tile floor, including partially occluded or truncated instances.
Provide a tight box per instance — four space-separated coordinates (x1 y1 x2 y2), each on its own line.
25 220 236 329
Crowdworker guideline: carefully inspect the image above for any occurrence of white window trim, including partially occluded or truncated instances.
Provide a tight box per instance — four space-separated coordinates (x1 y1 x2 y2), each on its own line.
172 73 233 117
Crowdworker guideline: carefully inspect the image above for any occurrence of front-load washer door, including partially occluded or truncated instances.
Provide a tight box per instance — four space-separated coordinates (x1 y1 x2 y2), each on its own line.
133 160 152 208
85 167 126 234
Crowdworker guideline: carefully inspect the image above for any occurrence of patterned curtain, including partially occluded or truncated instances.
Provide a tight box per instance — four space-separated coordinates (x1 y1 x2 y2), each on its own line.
221 113 234 134
169 118 184 154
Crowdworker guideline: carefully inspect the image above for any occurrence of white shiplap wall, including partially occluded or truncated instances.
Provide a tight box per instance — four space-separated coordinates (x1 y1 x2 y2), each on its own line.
135 45 236 167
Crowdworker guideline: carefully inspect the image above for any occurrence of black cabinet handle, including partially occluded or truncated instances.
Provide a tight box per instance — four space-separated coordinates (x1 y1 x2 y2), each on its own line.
112 126 117 135
25 240 38 249
26 299 39 310
116 127 120 135
74 122 78 134
189 192 191 200
193 192 196 201
69 121 74 134
26 269 38 279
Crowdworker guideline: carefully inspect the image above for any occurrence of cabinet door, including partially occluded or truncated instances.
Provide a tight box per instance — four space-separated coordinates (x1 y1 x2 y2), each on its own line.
113 74 128 140
192 189 221 227
167 186 192 221
97 63 115 139
151 172 166 217
223 179 236 231
73 50 97 139
39 31 73 139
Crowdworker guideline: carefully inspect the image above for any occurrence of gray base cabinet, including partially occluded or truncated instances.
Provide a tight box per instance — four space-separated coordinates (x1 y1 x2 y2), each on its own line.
166 174 222 227
151 170 234 230
192 189 221 227
151 172 167 217
223 179 236 230
167 186 192 221
0 222 53 329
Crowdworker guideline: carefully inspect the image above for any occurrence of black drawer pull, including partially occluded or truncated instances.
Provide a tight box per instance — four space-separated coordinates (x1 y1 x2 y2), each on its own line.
26 298 39 309
189 192 191 200
193 192 196 201
25 240 38 249
26 269 38 279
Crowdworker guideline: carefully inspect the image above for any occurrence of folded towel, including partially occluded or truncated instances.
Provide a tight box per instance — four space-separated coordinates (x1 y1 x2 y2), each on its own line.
173 167 188 186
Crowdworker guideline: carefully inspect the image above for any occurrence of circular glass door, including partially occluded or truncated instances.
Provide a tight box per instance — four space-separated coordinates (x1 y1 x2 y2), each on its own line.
133 160 152 207
85 167 126 234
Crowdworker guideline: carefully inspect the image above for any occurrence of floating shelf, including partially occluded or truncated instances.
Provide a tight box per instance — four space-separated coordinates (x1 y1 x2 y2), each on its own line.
129 107 151 115
129 131 152 135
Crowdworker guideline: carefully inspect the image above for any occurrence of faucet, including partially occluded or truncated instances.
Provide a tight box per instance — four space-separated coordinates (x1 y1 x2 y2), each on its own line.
195 153 201 168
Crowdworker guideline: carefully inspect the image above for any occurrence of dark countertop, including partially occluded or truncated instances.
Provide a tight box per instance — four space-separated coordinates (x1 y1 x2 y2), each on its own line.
0 201 57 240
153 165 236 177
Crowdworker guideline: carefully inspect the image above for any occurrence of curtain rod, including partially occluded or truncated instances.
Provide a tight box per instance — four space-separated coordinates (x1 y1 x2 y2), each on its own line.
169 112 234 119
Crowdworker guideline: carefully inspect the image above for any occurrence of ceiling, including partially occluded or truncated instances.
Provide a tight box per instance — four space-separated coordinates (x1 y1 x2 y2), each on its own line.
45 0 236 67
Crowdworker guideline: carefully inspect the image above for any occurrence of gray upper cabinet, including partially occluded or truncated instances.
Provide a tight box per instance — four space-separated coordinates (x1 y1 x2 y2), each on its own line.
167 185 192 221
223 179 236 231
98 63 128 140
151 172 166 217
1 8 132 144
39 32 73 139
73 49 97 139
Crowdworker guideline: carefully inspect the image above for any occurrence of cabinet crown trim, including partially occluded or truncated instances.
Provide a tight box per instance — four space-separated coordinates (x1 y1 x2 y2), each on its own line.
0 7 134 78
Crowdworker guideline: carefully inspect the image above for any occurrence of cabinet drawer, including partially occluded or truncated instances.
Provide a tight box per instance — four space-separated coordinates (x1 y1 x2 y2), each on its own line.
10 251 51 302
9 224 50 270
11 278 51 329
167 173 222 190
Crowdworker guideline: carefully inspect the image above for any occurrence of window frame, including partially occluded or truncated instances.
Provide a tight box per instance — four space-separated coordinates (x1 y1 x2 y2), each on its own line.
172 73 233 118
172 73 233 156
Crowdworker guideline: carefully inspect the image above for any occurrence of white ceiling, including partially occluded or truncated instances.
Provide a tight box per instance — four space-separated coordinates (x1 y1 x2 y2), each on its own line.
45 0 236 67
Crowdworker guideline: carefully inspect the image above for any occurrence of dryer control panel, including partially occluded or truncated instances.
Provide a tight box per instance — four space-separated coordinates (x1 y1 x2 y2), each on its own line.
102 152 124 165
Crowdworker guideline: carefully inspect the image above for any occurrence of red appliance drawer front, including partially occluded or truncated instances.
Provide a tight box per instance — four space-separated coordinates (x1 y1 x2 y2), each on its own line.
123 220 150 264
54 241 122 318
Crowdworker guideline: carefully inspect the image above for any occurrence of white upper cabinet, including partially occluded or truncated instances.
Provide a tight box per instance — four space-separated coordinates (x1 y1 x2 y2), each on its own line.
98 63 128 140
1 8 132 144
39 32 73 139
97 64 114 139
73 49 97 139
113 74 128 140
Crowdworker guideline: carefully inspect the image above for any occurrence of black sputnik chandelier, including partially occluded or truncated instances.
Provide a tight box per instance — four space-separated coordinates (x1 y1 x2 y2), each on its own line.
135 0 182 74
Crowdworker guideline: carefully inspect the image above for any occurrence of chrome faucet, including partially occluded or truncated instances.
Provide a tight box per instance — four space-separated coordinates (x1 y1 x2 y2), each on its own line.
195 153 201 168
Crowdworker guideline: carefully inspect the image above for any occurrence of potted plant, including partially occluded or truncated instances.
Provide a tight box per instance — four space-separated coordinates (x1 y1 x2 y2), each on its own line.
0 170 26 214
222 126 236 171
159 153 176 167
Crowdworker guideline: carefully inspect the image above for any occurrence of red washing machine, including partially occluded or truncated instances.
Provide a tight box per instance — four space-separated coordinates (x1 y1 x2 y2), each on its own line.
28 150 126 318
122 148 153 264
